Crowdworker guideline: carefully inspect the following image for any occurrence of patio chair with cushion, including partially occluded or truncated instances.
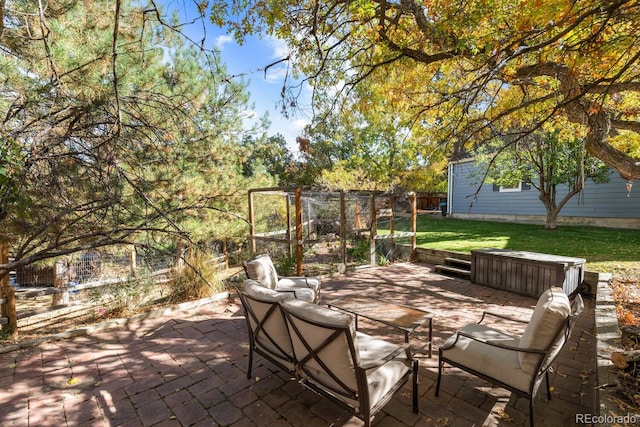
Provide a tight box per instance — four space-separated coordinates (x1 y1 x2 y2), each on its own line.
282 298 419 427
235 280 297 378
243 253 321 303
436 287 584 427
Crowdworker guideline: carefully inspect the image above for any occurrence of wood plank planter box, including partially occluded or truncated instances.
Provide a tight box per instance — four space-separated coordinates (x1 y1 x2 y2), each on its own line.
470 249 586 297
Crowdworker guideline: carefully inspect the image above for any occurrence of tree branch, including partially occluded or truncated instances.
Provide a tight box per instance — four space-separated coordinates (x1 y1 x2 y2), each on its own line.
112 0 122 136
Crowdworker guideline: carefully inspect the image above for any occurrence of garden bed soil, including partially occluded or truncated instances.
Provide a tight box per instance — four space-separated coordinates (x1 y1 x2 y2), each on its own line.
612 275 640 412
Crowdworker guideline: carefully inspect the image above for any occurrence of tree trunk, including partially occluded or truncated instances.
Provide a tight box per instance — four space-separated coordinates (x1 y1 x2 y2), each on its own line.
545 208 559 230
52 261 69 306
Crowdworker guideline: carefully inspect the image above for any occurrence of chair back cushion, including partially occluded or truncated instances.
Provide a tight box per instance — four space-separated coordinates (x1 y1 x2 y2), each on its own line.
245 254 279 289
282 299 360 404
519 287 571 374
240 280 293 363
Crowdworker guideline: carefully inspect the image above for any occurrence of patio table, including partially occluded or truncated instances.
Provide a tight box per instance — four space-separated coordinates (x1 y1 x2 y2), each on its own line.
327 295 433 357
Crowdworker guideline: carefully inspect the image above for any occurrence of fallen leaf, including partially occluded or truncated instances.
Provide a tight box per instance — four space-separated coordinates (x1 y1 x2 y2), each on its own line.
495 409 513 421
612 352 628 369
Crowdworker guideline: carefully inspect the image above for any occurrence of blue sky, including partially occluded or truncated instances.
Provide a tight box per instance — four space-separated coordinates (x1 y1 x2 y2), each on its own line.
161 0 311 153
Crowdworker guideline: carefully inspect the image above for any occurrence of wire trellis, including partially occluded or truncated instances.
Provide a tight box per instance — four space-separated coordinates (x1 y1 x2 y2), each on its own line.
248 188 417 275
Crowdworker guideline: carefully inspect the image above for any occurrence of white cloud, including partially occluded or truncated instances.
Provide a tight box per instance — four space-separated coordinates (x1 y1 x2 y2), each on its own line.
215 35 234 51
271 117 310 153
265 35 289 59
292 118 308 133
260 35 291 83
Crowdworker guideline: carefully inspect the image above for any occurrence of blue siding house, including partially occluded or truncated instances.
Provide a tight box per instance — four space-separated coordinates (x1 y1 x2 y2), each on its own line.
447 159 640 229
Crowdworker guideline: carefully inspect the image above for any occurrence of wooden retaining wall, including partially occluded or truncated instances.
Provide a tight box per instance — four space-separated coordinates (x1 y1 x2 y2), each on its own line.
470 249 585 297
396 244 602 293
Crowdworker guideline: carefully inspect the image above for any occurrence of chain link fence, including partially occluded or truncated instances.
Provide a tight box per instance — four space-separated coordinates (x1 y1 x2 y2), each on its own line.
14 249 175 288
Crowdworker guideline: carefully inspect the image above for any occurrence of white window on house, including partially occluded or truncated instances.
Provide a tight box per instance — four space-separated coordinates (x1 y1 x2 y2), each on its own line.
492 181 532 192
499 182 522 192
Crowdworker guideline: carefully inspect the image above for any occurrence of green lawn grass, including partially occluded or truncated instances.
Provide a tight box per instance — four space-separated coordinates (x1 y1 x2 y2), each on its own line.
383 214 640 274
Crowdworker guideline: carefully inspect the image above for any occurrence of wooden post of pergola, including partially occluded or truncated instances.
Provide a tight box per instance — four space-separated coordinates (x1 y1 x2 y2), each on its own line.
0 243 17 336
295 188 303 276
248 190 256 253
369 193 377 266
389 194 396 260
410 192 417 259
306 198 312 241
286 194 293 258
339 191 347 268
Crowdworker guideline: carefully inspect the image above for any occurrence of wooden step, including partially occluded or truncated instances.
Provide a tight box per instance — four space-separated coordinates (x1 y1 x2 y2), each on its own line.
434 264 471 279
444 257 471 266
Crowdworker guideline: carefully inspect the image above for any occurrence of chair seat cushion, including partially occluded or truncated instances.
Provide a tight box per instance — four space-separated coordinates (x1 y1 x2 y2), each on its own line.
356 332 412 409
440 323 533 393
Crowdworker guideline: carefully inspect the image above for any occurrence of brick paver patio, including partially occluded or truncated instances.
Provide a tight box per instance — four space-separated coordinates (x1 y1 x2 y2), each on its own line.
0 262 596 426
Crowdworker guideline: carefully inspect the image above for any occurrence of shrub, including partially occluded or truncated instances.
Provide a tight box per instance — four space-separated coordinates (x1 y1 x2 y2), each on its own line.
167 250 226 303
347 235 370 262
90 276 155 318
377 252 389 266
275 255 297 276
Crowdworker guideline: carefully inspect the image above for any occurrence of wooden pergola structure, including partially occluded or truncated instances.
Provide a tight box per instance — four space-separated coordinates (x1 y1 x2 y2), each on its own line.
247 188 417 275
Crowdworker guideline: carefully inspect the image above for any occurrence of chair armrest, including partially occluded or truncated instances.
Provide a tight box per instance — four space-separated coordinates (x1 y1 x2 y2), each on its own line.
479 311 528 325
281 276 312 287
275 289 299 297
444 330 546 357
359 343 412 370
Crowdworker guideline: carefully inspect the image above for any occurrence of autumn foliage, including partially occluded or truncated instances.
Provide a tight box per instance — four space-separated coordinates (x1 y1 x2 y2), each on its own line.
208 0 640 180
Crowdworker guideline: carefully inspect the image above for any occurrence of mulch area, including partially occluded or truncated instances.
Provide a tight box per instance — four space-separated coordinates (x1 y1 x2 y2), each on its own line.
2 267 245 347
611 275 640 411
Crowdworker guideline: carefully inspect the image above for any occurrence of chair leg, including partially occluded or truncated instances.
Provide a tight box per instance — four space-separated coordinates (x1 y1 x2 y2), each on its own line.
246 346 254 380
435 353 443 397
529 397 535 427
545 371 551 400
413 359 419 413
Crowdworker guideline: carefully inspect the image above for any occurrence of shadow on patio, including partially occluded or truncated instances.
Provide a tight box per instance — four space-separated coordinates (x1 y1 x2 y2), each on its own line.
0 262 595 426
